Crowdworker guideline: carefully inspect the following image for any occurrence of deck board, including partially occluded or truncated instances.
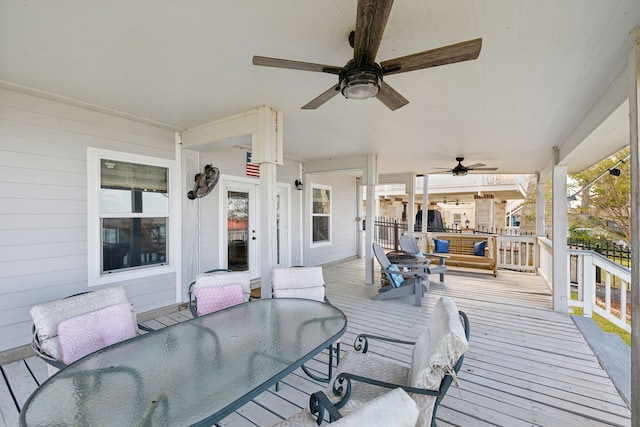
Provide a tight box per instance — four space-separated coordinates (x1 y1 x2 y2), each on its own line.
0 258 631 426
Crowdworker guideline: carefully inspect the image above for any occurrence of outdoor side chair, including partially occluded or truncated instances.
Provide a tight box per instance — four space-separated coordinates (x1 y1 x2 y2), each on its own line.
30 286 151 376
324 297 470 427
188 269 251 317
272 266 341 383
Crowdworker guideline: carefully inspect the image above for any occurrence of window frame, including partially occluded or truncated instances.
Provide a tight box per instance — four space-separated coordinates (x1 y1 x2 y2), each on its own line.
87 147 178 286
310 183 332 247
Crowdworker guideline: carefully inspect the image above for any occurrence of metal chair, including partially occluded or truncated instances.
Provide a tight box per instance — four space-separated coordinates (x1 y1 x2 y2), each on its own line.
30 286 150 375
188 269 251 317
271 266 341 383
326 297 469 427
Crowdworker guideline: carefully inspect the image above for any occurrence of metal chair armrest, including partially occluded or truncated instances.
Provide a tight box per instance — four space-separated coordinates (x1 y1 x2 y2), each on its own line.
309 390 344 424
353 333 415 353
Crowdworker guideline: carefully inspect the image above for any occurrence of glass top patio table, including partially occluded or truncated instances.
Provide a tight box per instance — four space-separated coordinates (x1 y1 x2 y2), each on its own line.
20 298 347 427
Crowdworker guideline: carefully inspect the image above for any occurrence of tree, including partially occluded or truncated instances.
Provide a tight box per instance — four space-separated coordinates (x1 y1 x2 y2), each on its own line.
569 147 631 245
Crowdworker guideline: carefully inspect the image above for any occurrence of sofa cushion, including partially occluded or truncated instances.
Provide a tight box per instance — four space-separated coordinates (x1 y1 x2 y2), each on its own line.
473 240 487 256
433 238 450 253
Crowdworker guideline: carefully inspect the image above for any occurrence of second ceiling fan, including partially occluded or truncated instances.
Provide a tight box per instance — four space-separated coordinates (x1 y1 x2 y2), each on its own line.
253 0 482 111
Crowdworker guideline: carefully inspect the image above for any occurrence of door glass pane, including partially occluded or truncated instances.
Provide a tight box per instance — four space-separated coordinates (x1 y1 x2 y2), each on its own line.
228 191 249 271
276 194 281 265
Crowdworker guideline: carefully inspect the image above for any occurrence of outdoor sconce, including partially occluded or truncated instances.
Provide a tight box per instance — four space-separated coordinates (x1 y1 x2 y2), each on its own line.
295 179 303 190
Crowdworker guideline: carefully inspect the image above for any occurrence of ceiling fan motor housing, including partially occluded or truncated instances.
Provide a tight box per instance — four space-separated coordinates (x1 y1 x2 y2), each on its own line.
340 61 382 99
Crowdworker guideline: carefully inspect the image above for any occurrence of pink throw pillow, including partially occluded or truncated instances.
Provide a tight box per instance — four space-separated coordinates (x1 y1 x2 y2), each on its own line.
195 283 244 316
57 303 137 365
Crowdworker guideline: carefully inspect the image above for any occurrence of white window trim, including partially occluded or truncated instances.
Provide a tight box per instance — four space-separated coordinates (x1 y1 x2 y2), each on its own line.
310 183 332 248
87 147 179 286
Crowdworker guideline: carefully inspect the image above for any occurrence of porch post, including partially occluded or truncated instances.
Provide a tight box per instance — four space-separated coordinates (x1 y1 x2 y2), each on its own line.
407 173 416 235
552 147 568 313
628 27 640 427
254 107 283 299
364 154 378 285
421 174 429 234
536 177 545 239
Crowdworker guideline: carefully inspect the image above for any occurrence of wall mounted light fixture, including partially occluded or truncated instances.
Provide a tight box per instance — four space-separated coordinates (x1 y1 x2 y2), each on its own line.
295 179 303 190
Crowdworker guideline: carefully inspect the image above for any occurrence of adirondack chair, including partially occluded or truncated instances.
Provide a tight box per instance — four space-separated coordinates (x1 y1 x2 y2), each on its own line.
188 269 251 317
271 387 419 427
30 286 150 376
373 242 434 307
327 297 469 427
398 234 447 283
272 266 341 383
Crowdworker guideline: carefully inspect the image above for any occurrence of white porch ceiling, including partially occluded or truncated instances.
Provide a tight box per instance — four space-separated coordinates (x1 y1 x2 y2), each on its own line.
1 1 638 176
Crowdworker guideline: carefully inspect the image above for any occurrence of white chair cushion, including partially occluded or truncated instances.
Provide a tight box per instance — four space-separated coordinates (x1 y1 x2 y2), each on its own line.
272 267 326 302
57 303 137 364
194 270 251 302
408 297 468 390
30 286 132 341
332 388 418 427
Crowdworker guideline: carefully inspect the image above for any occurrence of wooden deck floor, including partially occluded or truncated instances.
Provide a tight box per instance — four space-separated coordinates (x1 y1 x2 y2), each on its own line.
1 258 631 426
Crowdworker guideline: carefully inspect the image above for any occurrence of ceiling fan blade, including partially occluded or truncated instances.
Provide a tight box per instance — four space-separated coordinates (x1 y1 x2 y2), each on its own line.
253 56 342 74
464 163 486 169
380 38 482 76
469 167 498 171
376 81 409 111
353 0 394 65
301 84 341 109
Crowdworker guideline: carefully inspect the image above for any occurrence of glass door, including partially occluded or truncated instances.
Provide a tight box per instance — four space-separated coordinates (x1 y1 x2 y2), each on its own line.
225 181 259 277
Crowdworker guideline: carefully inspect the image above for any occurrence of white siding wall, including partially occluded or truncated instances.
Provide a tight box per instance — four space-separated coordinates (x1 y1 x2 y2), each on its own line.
306 173 357 266
0 89 177 352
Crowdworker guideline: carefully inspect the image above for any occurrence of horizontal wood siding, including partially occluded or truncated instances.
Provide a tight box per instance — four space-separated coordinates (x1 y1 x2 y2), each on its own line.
307 173 357 266
0 88 177 352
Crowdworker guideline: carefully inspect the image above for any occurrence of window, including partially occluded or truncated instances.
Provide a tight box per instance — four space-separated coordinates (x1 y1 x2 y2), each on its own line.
311 185 331 245
88 148 176 285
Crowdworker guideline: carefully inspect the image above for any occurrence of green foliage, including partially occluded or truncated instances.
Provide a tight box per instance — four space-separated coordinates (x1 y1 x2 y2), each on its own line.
569 147 631 246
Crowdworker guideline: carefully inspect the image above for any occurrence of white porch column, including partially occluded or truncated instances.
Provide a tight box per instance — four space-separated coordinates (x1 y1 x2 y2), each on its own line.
552 148 568 313
536 179 545 238
407 173 416 235
421 175 429 233
255 107 283 299
364 154 378 285
628 27 640 427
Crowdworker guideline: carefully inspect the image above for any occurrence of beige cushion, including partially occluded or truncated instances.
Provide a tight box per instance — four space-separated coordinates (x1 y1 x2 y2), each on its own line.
408 297 468 389
194 270 251 302
271 388 418 427
332 388 418 427
272 267 325 302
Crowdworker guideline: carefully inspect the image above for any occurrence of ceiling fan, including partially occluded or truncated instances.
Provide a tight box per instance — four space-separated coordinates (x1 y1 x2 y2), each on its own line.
252 0 482 111
433 157 498 176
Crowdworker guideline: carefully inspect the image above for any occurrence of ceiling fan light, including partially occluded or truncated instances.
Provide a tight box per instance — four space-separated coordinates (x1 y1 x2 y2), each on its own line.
341 69 380 100
452 169 467 177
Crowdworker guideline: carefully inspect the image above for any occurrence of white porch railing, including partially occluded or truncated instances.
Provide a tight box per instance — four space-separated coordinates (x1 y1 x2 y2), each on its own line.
496 235 537 272
567 249 631 333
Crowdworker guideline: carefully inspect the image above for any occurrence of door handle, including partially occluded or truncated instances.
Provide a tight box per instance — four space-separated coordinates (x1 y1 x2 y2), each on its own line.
252 237 257 240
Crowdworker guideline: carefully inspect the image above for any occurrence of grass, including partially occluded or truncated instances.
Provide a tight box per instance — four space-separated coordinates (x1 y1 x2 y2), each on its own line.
571 306 631 346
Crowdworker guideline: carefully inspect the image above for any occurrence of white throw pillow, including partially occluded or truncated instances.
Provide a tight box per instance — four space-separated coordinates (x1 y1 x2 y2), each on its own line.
332 388 418 427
